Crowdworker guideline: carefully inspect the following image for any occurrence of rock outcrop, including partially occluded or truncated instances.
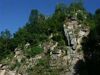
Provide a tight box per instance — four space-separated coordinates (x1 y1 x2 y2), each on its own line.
0 15 90 75
63 17 89 75
0 43 44 75
42 16 90 75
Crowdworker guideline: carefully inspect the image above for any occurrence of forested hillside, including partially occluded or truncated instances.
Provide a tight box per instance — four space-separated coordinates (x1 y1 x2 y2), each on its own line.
0 1 100 75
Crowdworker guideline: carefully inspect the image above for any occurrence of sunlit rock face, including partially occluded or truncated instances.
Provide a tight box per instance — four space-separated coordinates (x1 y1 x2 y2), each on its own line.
0 64 21 75
14 48 25 63
0 15 90 75
0 69 21 75
63 17 90 75
41 16 90 75
64 17 89 50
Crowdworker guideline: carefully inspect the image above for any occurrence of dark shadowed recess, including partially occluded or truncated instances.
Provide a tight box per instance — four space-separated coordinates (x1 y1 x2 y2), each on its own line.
74 30 100 75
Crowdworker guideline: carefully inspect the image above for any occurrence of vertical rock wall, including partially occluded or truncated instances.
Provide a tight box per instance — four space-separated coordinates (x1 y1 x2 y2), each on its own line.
63 17 89 75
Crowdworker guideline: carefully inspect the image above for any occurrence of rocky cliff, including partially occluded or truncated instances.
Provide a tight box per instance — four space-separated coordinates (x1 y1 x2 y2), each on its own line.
0 15 90 75
63 17 89 75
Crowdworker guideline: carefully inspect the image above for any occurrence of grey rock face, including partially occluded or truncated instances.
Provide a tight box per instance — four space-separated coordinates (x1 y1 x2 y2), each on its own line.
41 17 89 75
0 69 21 75
0 15 90 75
63 18 89 75
63 21 78 50
64 18 89 50
14 48 25 63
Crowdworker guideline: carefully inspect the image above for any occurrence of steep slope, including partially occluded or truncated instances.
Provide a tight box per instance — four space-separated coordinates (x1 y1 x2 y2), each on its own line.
0 2 93 75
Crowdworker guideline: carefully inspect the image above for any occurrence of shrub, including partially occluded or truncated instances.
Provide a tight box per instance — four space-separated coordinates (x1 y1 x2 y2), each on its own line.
25 46 43 58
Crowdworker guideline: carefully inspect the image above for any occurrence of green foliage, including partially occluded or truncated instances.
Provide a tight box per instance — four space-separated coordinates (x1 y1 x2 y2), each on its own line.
70 0 84 11
14 9 47 46
9 60 21 70
25 46 43 58
95 8 100 34
0 29 12 60
77 12 84 21
0 2 100 71
44 3 66 35
28 55 63 75
52 33 65 46
0 29 11 39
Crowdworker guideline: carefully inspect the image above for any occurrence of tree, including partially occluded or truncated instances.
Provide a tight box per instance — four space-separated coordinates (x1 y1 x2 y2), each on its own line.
14 9 47 46
0 29 12 60
0 29 11 39
29 9 38 24
95 8 100 34
46 3 66 33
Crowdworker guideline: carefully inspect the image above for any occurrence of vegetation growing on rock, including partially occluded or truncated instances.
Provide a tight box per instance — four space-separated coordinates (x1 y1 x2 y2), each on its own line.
0 1 100 75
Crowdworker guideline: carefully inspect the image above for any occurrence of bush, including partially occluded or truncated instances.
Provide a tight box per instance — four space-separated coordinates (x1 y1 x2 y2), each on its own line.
25 46 43 58
9 60 21 70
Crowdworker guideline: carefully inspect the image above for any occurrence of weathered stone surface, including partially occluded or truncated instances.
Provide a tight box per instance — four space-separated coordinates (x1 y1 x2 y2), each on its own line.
63 17 90 75
0 14 90 75
0 69 21 75
64 18 89 49
14 48 25 63
41 18 89 75
24 42 30 49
